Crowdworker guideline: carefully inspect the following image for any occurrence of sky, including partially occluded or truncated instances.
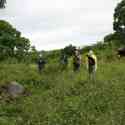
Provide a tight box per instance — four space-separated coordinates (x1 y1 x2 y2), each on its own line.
0 0 122 50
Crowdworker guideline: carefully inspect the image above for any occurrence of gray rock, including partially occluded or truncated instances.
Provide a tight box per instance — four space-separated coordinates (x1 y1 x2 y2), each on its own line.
6 81 25 98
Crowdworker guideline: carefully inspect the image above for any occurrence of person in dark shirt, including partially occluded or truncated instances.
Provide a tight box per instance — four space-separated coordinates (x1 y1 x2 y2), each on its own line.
86 50 97 81
37 55 46 73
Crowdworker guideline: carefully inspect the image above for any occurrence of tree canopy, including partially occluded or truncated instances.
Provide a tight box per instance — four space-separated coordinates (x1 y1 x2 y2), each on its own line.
113 0 125 35
104 0 125 44
0 20 31 60
0 0 6 8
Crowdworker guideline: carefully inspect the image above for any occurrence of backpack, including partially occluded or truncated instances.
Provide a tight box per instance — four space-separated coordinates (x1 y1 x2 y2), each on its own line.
88 56 95 65
74 55 81 64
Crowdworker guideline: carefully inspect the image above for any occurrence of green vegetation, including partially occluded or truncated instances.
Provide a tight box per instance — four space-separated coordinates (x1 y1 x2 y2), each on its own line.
113 0 125 35
104 0 125 46
0 56 125 125
0 0 125 124
0 20 31 61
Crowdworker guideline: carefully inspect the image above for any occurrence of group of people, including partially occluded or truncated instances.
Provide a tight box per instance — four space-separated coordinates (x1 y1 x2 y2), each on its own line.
37 49 97 81
60 48 97 81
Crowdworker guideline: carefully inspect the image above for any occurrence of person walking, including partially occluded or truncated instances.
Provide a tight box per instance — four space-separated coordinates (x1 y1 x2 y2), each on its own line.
60 53 68 71
86 50 97 81
73 48 81 71
37 54 46 73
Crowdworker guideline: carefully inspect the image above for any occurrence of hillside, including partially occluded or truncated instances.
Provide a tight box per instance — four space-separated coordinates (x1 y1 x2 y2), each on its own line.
0 56 125 125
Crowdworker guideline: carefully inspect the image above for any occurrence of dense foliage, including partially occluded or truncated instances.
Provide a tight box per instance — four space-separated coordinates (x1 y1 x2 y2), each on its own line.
103 0 125 45
114 0 125 34
0 0 6 8
0 20 31 60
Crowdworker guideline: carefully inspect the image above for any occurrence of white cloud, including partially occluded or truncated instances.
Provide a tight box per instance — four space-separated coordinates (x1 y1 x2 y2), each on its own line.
0 0 121 50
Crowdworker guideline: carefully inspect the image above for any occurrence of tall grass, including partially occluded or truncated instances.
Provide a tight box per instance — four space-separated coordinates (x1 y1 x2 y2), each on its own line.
0 56 125 124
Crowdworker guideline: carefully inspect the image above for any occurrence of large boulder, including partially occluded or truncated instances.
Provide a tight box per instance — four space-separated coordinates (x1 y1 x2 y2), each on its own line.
6 81 25 98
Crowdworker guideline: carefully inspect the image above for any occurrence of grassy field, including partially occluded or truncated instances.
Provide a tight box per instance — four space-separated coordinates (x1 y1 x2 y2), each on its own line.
0 57 125 125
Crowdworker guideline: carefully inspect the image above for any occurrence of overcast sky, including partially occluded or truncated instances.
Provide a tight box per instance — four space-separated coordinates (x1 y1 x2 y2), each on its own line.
0 0 121 50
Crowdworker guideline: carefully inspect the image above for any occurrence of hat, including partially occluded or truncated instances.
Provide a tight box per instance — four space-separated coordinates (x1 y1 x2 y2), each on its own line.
39 54 42 57
88 50 94 56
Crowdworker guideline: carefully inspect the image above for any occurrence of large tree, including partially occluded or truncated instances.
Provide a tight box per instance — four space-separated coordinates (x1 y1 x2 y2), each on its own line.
103 0 125 44
0 20 31 59
113 0 125 36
